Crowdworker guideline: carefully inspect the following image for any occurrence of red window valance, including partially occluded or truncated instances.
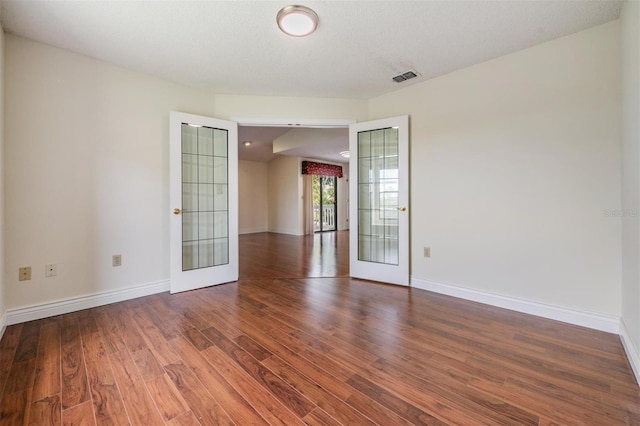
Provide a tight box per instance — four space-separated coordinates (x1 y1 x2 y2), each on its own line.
301 161 343 178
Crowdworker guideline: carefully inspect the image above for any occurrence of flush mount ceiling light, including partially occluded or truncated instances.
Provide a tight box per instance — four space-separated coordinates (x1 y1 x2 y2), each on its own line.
277 5 318 37
243 140 252 147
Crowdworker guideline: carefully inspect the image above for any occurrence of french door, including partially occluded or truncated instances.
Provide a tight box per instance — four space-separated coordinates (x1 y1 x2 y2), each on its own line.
313 175 337 232
169 111 238 293
349 116 409 286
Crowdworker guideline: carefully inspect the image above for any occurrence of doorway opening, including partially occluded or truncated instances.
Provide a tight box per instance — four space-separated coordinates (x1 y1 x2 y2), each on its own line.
313 175 337 232
236 119 353 280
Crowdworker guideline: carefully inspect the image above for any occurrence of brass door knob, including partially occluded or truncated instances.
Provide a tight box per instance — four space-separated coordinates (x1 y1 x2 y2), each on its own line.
173 208 181 215
398 206 407 212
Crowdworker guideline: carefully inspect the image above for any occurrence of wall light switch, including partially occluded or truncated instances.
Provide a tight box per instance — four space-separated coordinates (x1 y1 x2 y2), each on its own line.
112 254 122 267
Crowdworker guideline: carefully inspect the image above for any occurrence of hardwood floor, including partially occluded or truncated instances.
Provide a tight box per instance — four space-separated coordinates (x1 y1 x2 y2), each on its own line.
239 232 349 280
0 231 638 425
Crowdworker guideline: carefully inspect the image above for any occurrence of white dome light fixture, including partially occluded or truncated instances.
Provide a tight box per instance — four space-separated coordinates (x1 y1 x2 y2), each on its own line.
277 5 318 37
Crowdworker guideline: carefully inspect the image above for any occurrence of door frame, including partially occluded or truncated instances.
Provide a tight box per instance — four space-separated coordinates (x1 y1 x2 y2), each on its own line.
231 118 355 128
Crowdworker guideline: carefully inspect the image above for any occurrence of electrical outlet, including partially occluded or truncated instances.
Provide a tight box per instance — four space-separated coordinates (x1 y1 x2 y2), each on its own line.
112 254 122 267
424 247 431 258
45 263 57 277
19 266 32 281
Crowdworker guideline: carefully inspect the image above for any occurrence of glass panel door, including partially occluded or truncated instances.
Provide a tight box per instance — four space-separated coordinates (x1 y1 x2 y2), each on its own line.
313 175 337 232
349 116 409 286
170 112 238 293
357 128 399 264
181 124 229 270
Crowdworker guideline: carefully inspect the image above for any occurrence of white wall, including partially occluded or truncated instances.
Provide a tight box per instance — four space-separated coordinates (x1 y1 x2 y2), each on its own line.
238 160 268 234
4 35 218 310
369 21 622 317
4 35 367 313
0 26 5 327
214 94 367 123
268 155 302 235
621 0 640 382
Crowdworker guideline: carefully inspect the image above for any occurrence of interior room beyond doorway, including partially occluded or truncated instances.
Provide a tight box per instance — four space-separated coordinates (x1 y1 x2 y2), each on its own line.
237 122 351 280
239 231 349 280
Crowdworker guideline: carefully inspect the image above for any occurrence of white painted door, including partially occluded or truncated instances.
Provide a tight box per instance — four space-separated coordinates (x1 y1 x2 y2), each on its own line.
170 111 238 293
349 116 409 286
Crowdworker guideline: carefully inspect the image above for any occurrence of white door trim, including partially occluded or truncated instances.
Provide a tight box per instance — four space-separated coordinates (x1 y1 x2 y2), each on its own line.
231 117 356 128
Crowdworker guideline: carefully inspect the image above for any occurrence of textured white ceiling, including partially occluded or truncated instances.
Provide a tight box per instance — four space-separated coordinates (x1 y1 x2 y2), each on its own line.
273 127 350 164
1 0 622 163
237 126 291 162
0 0 622 100
237 126 349 163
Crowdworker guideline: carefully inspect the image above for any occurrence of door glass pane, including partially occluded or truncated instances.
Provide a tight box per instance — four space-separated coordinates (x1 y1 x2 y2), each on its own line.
321 176 336 232
181 124 229 271
198 184 214 211
182 183 198 212
182 241 198 271
357 127 399 265
213 184 228 211
312 175 337 232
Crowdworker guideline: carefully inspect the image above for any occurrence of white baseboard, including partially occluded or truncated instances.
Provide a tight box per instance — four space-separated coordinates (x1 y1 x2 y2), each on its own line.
239 227 268 235
268 227 302 236
620 319 640 386
411 277 620 334
5 280 170 326
0 311 6 341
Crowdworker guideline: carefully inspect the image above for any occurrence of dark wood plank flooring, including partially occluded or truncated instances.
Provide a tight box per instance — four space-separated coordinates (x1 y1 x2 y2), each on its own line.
239 231 349 280
0 231 638 425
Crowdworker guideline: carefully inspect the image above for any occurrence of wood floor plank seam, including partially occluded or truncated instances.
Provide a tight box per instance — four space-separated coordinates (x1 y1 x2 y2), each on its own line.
201 344 306 426
85 333 131 424
0 325 23 404
260 353 381 426
199 325 318 419
108 348 165 425
203 302 356 399
170 333 271 426
215 304 436 424
119 315 188 424
163 360 236 425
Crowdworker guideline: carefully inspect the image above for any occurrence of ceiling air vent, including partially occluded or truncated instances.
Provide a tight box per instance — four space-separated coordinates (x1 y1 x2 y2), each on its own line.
392 70 420 83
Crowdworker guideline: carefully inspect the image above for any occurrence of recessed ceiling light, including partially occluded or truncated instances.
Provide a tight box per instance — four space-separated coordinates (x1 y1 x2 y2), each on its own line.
340 151 350 158
277 5 318 37
243 141 252 147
